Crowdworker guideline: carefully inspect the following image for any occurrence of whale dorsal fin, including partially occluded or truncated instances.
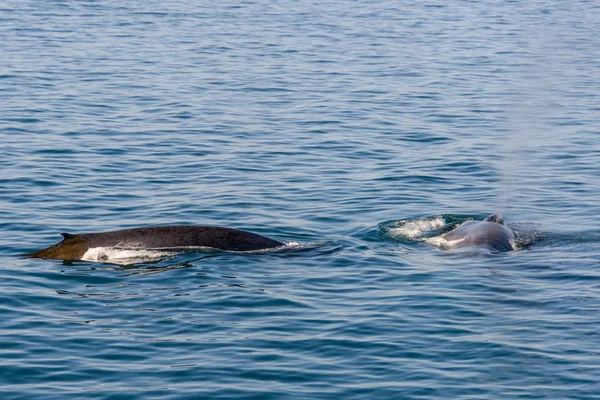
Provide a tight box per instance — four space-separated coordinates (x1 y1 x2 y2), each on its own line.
61 233 77 240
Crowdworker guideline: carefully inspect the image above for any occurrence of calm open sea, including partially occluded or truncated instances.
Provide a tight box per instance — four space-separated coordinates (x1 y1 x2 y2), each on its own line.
2 0 600 398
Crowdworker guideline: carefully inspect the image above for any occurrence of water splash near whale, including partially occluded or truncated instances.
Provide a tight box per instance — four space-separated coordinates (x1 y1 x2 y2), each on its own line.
381 215 540 252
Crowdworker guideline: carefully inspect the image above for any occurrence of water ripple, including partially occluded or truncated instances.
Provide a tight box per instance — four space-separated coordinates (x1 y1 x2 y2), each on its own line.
2 0 600 398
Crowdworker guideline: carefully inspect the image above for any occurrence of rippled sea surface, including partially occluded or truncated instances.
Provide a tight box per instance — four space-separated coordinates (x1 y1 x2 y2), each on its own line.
2 1 600 398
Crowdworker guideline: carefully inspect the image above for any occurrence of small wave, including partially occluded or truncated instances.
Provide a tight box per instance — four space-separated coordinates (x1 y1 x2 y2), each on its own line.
234 241 307 254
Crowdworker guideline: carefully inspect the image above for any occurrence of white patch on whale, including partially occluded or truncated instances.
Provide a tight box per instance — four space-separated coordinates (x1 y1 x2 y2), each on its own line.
424 236 465 250
82 247 179 264
82 241 300 264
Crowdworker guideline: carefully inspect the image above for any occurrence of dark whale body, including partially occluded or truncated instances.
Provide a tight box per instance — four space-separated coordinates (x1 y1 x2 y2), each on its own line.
442 215 516 252
30 226 285 261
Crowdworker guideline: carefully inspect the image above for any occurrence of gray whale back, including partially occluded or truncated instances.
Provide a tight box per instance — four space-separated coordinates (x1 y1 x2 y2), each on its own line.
442 215 516 252
30 226 285 261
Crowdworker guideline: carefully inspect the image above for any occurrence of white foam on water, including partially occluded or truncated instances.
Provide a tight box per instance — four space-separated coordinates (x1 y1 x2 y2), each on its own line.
235 241 302 254
387 216 446 240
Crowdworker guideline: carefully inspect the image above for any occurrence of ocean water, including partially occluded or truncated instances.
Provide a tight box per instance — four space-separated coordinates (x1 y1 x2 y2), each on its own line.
2 0 600 398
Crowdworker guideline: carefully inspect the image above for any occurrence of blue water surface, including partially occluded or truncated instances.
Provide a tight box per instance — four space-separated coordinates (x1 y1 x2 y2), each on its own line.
2 0 600 398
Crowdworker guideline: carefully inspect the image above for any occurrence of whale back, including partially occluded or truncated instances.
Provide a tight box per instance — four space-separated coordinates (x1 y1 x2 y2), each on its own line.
442 218 515 252
30 226 284 261
81 226 284 251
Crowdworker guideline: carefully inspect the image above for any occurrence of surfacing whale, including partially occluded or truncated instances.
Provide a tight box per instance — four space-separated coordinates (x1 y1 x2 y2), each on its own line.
29 226 285 261
442 214 516 252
